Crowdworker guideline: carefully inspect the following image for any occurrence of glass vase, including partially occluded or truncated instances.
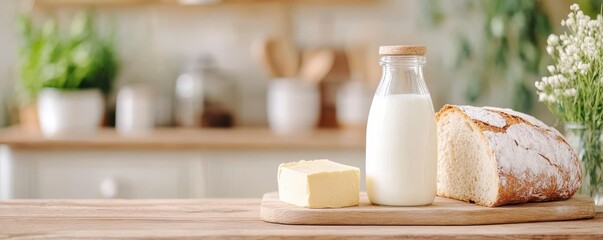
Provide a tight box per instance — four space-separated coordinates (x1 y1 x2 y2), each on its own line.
564 123 603 206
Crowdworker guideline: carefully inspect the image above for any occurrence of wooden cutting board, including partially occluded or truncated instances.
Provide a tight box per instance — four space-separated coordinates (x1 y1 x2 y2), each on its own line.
260 192 596 225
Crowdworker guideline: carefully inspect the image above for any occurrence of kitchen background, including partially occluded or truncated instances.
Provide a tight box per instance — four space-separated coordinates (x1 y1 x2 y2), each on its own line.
0 0 593 199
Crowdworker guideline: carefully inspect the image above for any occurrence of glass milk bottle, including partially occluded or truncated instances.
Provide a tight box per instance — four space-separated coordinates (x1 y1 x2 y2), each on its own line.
366 45 437 206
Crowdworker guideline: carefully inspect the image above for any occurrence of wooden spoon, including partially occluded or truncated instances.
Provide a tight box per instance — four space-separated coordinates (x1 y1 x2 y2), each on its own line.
266 37 299 78
365 45 382 87
346 44 380 87
345 45 366 82
299 49 335 84
251 38 279 78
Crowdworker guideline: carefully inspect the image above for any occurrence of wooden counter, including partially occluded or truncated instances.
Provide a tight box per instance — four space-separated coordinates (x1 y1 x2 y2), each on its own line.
0 198 601 239
0 126 365 150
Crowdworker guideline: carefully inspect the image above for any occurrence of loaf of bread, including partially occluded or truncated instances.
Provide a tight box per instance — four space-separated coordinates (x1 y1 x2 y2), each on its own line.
436 105 581 207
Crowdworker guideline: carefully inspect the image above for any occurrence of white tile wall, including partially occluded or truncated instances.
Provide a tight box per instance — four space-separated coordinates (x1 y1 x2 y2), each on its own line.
0 0 19 127
0 0 561 127
1 0 454 127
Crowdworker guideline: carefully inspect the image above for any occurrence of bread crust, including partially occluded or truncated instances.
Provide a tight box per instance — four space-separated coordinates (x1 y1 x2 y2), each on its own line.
436 104 582 207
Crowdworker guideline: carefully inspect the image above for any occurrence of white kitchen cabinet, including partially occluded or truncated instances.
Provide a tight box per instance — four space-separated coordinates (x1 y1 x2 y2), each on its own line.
0 148 363 199
0 128 365 199
198 149 364 198
1 149 203 199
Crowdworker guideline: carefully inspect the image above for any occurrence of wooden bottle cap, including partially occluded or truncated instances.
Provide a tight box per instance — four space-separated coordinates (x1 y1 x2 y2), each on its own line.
379 45 426 56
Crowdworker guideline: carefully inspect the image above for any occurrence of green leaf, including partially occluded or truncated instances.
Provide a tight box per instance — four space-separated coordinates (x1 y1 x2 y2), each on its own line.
465 77 483 103
512 81 534 112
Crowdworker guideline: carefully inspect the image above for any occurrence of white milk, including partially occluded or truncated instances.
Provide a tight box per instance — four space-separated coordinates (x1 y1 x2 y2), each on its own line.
366 93 437 206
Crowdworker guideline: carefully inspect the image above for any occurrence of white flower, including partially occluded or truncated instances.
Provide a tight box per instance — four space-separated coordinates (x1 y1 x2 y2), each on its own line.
564 88 578 97
547 65 556 74
577 62 590 74
534 2 603 148
535 81 545 91
584 36 594 44
547 34 560 46
566 18 575 27
538 4 601 108
577 11 588 21
550 75 561 88
588 20 598 28
566 44 579 55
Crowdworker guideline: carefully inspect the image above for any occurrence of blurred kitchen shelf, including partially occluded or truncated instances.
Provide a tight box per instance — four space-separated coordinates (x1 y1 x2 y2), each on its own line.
0 126 365 150
33 0 154 7
33 0 376 7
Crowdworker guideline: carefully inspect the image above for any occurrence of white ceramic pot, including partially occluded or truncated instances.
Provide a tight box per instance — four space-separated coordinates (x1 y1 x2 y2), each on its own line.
116 85 155 136
37 88 104 137
336 80 372 129
267 78 320 134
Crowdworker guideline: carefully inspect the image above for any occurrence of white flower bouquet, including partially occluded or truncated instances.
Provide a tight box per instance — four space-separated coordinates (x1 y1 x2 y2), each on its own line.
536 3 603 203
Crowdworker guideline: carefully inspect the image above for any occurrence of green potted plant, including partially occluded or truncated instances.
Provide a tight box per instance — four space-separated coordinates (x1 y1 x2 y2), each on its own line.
17 11 117 137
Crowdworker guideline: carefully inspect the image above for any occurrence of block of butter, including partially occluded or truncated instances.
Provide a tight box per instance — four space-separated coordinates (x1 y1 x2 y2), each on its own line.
277 159 360 208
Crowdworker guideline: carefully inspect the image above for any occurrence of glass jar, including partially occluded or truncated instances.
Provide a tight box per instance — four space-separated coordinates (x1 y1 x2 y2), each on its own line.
564 123 603 206
366 45 437 206
175 55 236 128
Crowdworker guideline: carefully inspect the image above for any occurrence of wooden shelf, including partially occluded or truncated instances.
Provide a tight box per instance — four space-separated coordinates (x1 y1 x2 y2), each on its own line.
33 0 156 7
0 126 365 150
33 0 376 7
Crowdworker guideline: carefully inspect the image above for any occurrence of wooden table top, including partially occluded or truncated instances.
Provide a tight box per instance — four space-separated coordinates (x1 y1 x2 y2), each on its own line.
1 198 602 239
0 126 365 150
